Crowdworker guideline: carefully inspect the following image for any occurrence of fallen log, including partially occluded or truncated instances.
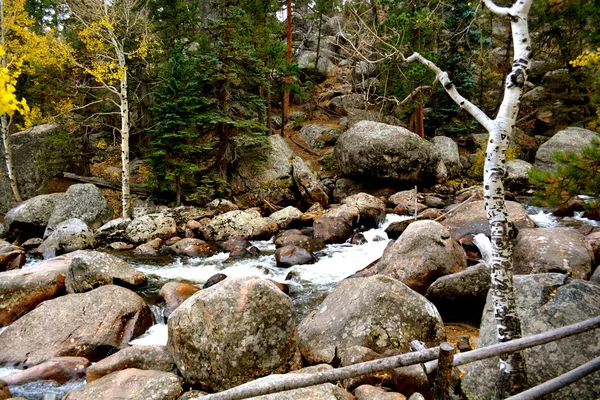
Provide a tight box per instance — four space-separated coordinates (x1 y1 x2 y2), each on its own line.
62 172 150 196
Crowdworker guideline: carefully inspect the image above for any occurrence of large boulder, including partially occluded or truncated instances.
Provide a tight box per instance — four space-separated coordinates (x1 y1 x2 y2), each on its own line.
462 274 600 399
63 369 182 400
0 254 72 327
341 192 386 230
298 275 445 365
200 209 278 242
297 51 334 83
513 228 593 279
313 204 360 243
0 124 75 215
231 135 297 209
38 218 95 257
168 277 301 391
534 127 597 172
65 250 147 294
442 200 536 239
275 245 317 268
3 193 65 240
298 124 343 150
167 238 220 257
85 345 177 383
430 136 461 179
95 218 131 244
292 157 329 207
125 213 177 244
0 285 153 367
274 229 325 252
328 94 365 115
345 108 403 129
505 159 533 191
268 207 303 230
375 220 467 294
334 121 441 184
45 184 113 234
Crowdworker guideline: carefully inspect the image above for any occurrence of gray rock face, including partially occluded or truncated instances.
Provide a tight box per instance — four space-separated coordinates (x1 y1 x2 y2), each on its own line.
313 204 360 243
0 285 153 367
86 345 177 383
125 213 177 244
63 369 182 400
95 218 131 243
268 206 303 230
231 135 298 209
0 124 73 215
297 51 334 82
462 274 600 399
513 228 593 279
3 193 65 238
298 124 343 150
425 263 491 324
334 121 440 184
45 184 112 234
535 127 597 172
328 94 366 115
298 275 445 365
345 109 403 129
376 220 467 294
442 200 535 239
39 218 95 257
200 209 279 242
505 159 532 191
430 136 461 179
0 254 72 327
167 277 301 391
341 192 386 230
292 157 329 207
65 250 147 294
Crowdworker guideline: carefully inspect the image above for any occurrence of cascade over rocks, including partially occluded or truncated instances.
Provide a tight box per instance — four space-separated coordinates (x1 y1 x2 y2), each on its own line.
334 121 442 184
85 345 177 383
462 274 600 399
65 250 147 294
313 203 360 243
442 200 535 239
297 275 445 365
374 220 467 294
513 228 593 279
231 135 297 209
341 192 386 230
0 254 72 327
63 369 182 400
0 285 153 367
45 184 113 235
534 127 597 172
3 193 65 240
167 276 301 392
200 208 278 242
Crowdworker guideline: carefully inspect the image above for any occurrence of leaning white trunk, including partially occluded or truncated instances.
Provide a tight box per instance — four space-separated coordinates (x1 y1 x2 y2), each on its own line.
120 68 131 218
1 113 22 203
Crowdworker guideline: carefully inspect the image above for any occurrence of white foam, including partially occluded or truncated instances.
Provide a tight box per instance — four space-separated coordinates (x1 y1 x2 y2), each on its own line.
129 323 168 346
473 233 492 266
529 210 558 228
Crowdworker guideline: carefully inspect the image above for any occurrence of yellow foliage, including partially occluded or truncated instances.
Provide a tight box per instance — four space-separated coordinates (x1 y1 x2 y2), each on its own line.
16 106 43 130
570 48 600 68
0 47 29 117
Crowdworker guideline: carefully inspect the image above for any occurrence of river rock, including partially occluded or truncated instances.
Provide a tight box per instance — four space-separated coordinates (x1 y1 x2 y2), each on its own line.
534 127 597 172
86 345 177 383
268 206 303 230
298 125 343 150
341 192 386 230
425 263 491 324
95 218 131 243
375 220 467 294
231 135 297 209
505 159 532 191
313 204 360 243
0 285 153 367
1 357 90 385
45 184 112 234
292 157 329 206
462 274 600 399
200 209 278 242
3 193 65 240
0 254 71 327
63 369 182 400
334 121 441 184
65 250 147 294
126 214 177 244
0 246 25 271
0 380 8 400
159 281 201 318
513 227 593 279
167 238 220 257
298 275 445 365
38 218 95 257
168 277 301 391
134 237 163 255
275 245 317 268
431 136 461 179
274 229 325 252
355 385 406 400
442 200 535 239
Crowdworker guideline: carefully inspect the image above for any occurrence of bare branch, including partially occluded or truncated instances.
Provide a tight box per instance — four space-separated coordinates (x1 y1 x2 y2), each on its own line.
482 0 511 16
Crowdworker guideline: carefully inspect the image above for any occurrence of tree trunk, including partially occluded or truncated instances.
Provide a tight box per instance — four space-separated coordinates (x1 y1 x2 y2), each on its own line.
310 13 323 120
1 113 22 203
282 0 292 136
120 68 132 218
175 174 181 206
218 77 230 178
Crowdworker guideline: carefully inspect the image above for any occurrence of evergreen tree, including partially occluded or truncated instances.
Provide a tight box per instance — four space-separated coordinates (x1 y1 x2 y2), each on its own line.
146 41 210 205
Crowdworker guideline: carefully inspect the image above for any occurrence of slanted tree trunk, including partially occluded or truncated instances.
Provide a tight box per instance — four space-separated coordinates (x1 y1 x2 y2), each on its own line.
405 0 533 396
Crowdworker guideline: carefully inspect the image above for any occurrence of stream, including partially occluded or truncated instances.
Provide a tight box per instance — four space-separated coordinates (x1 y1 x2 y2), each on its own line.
1 204 598 399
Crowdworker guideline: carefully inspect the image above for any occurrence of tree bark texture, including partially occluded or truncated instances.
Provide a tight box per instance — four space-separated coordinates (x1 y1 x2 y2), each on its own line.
282 0 292 135
1 113 22 203
120 63 132 218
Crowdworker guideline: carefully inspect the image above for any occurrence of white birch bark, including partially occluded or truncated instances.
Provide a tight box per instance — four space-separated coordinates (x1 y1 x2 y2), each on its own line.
120 66 131 218
405 0 534 396
1 113 22 203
